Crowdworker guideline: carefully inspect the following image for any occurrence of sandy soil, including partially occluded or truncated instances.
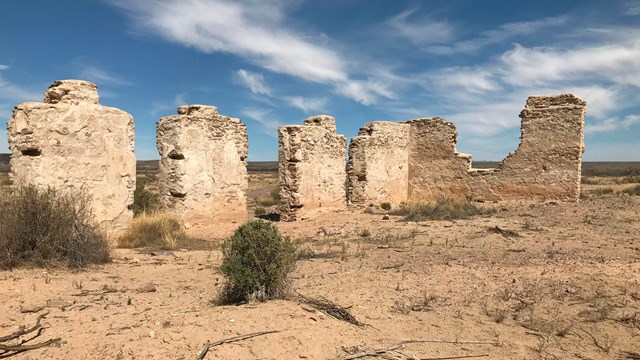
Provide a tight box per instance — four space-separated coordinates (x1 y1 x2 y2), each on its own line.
2 196 640 359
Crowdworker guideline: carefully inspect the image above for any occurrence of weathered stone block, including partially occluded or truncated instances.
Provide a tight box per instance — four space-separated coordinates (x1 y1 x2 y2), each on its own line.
279 115 347 221
7 80 136 237
156 105 248 230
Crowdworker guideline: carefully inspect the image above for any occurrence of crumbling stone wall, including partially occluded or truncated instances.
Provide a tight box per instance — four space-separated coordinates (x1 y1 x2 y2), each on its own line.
469 94 586 201
156 105 248 229
347 122 410 207
7 80 136 236
347 94 586 205
279 115 347 221
405 118 472 202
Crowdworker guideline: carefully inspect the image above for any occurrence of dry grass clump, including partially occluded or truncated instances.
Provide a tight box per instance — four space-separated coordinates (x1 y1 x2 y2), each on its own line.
620 184 640 196
0 185 110 269
391 197 489 221
219 220 296 304
117 212 187 250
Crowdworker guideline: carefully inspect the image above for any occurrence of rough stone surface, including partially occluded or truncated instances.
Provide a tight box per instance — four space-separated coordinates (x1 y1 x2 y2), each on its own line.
7 80 136 237
469 94 586 201
347 94 586 204
279 115 347 221
347 122 410 207
156 105 248 229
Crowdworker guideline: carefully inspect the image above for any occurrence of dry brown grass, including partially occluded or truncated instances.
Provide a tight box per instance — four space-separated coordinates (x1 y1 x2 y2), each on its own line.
391 197 490 221
117 212 188 250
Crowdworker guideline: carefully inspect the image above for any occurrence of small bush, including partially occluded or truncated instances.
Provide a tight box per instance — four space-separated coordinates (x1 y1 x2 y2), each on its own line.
0 185 110 269
620 184 640 196
390 197 488 221
254 206 267 216
117 212 187 249
132 178 160 216
592 187 615 195
380 202 392 211
219 220 296 304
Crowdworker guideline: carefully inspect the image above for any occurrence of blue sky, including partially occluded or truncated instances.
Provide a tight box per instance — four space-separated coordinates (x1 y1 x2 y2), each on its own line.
1 0 639 161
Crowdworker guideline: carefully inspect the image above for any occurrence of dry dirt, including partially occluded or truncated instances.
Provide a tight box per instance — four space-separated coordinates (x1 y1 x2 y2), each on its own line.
2 183 640 359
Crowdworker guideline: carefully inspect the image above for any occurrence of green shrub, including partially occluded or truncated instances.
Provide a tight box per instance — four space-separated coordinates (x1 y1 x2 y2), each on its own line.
380 202 392 211
254 206 267 216
132 178 160 216
390 197 489 221
219 220 296 304
117 212 187 249
0 185 110 269
620 184 640 196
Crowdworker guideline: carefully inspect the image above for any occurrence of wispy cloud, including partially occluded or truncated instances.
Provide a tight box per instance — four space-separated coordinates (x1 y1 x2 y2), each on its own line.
233 69 271 96
431 16 568 54
241 107 283 136
587 114 640 133
387 7 455 47
77 63 131 86
625 0 640 15
108 0 393 105
283 96 327 113
150 92 188 117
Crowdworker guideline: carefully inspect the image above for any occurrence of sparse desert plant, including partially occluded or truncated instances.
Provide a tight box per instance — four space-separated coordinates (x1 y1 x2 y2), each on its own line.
254 206 267 216
117 212 187 250
219 220 296 304
0 185 110 269
359 228 371 238
591 187 615 196
391 197 489 221
620 184 640 196
132 178 160 216
380 202 392 211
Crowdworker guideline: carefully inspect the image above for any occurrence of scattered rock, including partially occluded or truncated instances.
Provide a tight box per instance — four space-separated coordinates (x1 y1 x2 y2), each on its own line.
20 305 44 313
136 282 157 293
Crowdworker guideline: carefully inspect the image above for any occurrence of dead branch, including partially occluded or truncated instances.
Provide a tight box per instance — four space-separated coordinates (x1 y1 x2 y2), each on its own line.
487 226 521 238
343 339 500 360
195 330 280 360
297 293 367 327
0 312 61 358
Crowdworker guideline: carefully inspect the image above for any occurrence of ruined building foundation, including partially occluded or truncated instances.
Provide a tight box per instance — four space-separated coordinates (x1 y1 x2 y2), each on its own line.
279 115 347 221
348 94 586 205
7 80 136 237
156 105 249 230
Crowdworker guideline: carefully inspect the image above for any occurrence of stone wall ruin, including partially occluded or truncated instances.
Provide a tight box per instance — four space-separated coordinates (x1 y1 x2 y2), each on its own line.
347 94 586 205
7 80 136 237
156 105 249 229
278 115 347 221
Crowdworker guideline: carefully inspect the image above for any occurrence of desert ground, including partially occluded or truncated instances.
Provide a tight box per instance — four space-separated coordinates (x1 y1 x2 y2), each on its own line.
1 165 640 359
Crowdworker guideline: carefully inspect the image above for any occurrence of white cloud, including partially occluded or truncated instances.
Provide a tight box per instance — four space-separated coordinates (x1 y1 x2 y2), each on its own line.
625 0 640 15
499 41 640 87
109 0 388 105
387 7 455 46
112 0 346 83
586 114 640 133
233 69 271 96
0 64 8 71
241 107 283 136
283 96 327 113
78 63 131 86
150 92 188 117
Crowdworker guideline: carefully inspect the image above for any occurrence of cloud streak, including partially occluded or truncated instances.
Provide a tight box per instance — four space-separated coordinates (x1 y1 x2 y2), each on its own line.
233 69 271 96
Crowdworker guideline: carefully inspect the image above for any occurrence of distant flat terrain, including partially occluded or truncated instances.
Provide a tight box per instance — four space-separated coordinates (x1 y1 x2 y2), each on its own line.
0 154 637 176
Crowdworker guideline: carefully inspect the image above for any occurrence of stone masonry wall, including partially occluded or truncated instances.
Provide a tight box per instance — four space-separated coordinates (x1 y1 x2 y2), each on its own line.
405 118 472 202
347 122 410 207
469 94 586 201
278 115 347 221
346 94 586 205
156 105 248 229
7 80 136 237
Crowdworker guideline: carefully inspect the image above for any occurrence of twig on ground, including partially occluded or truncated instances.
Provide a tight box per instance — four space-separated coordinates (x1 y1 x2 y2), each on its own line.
297 293 368 327
343 339 500 360
488 226 521 238
195 330 280 360
0 312 61 358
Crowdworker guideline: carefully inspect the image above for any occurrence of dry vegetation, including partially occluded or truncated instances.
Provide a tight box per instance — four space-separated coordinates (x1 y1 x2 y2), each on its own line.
1 164 640 359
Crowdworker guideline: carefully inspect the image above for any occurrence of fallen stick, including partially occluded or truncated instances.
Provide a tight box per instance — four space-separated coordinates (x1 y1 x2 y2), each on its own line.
195 330 280 360
344 339 500 360
0 312 49 342
422 355 489 360
0 312 62 358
